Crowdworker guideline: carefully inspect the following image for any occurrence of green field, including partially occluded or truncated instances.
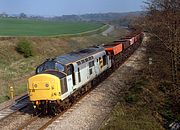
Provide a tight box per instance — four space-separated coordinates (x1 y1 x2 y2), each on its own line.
0 18 104 36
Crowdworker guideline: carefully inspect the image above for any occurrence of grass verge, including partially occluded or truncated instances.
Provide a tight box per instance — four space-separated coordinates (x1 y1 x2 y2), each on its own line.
100 76 164 130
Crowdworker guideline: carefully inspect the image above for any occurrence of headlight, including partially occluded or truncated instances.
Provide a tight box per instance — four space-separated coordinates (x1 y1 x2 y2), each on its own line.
34 84 37 88
45 83 49 87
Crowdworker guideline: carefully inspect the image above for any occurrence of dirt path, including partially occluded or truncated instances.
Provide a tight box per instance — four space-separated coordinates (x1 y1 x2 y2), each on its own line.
102 25 114 36
45 36 148 130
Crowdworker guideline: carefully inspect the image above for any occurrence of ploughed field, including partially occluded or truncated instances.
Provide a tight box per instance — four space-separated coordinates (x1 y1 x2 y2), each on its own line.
0 18 104 36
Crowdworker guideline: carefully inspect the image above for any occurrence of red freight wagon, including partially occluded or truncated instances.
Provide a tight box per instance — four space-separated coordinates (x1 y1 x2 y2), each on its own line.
125 36 135 45
114 39 130 50
103 43 123 55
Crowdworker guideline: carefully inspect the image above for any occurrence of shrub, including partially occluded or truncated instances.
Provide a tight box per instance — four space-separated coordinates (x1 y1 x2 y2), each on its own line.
159 99 174 122
16 40 34 58
158 81 171 93
129 78 149 94
125 94 138 104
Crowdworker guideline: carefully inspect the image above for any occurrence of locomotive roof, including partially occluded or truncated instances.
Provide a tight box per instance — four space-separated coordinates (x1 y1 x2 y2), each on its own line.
54 46 104 65
113 39 127 42
103 42 120 48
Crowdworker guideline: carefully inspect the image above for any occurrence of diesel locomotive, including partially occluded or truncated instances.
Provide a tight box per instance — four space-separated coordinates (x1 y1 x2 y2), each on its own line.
27 29 144 114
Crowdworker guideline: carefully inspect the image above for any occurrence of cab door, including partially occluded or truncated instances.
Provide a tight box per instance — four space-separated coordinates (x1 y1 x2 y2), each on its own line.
66 64 76 92
69 63 79 90
94 58 100 76
99 57 103 70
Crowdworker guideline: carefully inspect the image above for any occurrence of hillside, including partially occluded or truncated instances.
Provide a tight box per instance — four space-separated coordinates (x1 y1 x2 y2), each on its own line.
53 11 143 26
80 11 143 21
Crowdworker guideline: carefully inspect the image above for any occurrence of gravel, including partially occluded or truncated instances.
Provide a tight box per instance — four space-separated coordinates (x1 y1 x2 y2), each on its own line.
0 106 32 130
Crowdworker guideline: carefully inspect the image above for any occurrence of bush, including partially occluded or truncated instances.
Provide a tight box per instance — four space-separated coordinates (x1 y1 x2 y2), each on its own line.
16 40 34 58
159 99 174 122
158 81 171 93
129 77 149 94
125 94 138 104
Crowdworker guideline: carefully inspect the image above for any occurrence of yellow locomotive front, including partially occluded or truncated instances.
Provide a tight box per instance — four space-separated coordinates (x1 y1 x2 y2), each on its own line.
27 60 67 114
28 74 61 101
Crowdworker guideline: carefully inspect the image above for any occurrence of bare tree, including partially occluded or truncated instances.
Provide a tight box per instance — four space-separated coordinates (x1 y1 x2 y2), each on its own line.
143 0 180 85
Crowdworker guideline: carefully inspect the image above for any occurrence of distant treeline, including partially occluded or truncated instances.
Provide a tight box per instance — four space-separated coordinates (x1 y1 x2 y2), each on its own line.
0 11 143 26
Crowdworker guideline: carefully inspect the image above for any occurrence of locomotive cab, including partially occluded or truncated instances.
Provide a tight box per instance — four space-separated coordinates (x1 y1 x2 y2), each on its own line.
27 60 68 111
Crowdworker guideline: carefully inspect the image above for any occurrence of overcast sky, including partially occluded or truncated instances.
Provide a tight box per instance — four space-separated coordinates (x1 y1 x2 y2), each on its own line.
0 0 144 16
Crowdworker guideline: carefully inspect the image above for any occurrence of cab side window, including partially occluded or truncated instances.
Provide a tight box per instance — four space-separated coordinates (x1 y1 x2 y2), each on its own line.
69 64 76 85
66 65 72 75
78 68 81 82
103 55 107 66
89 61 94 75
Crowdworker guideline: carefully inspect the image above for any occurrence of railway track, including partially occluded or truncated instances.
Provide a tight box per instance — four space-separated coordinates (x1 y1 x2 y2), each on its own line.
0 94 32 130
18 84 100 130
0 94 28 111
0 94 29 120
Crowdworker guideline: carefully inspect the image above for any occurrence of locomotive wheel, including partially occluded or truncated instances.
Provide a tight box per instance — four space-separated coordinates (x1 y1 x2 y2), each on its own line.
49 103 60 116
